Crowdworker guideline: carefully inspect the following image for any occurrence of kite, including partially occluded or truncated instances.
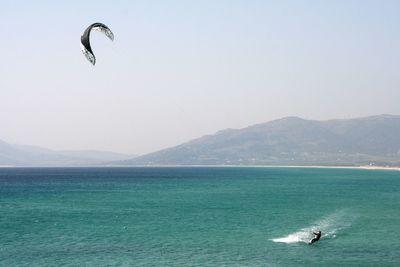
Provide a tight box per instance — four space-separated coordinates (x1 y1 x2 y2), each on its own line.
80 22 114 65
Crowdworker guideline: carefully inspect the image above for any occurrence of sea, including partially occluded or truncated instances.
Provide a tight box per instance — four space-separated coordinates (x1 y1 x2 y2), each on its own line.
0 167 399 266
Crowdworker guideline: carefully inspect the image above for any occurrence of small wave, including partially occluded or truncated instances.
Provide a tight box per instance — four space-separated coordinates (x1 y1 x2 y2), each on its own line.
271 210 354 244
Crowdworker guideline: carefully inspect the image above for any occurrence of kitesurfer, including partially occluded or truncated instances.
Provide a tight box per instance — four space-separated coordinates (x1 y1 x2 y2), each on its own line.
309 230 321 244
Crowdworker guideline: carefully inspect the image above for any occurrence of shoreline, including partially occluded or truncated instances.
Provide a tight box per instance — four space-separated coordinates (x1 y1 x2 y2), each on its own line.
1 164 399 171
272 165 400 171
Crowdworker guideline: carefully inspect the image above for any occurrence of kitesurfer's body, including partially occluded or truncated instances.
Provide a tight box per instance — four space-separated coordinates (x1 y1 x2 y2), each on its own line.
309 230 321 244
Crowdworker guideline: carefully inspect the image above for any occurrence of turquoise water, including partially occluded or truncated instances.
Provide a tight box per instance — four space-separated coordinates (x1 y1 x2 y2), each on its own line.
0 167 399 266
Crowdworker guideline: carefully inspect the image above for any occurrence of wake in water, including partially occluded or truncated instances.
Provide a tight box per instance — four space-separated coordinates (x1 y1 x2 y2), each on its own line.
271 210 355 244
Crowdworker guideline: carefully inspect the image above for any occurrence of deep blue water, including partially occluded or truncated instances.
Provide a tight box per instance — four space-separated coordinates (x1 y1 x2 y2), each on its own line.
0 167 399 266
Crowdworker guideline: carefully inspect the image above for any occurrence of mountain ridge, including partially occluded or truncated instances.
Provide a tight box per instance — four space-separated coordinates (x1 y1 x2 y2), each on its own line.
115 114 400 166
0 141 135 166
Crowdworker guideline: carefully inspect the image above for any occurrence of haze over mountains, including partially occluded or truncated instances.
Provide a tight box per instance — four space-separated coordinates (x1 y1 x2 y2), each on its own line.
2 115 400 167
0 141 134 166
117 114 400 166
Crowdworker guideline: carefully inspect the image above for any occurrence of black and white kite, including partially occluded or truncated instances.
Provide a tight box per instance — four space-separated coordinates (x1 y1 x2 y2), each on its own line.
80 22 114 65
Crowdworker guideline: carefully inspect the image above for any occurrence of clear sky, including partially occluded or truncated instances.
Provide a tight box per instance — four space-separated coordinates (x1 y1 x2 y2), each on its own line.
1 0 399 154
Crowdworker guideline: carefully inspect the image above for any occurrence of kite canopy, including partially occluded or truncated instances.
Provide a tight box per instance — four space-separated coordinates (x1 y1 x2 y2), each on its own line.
80 22 114 65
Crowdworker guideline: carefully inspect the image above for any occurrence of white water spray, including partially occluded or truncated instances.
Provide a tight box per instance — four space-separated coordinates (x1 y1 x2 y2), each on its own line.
271 210 355 244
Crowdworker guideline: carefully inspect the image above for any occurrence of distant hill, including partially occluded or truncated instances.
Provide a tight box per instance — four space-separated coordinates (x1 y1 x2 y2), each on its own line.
0 141 135 166
116 115 400 166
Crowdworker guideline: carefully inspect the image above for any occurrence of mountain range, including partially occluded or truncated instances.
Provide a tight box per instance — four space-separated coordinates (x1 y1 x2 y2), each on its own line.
0 140 134 166
116 114 400 166
2 114 400 167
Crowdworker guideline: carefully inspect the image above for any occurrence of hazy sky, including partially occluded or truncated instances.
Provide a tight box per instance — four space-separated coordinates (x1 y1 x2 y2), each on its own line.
1 0 399 154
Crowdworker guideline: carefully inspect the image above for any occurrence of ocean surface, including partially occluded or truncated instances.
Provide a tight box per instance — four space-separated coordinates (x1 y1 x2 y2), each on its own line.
0 167 399 266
